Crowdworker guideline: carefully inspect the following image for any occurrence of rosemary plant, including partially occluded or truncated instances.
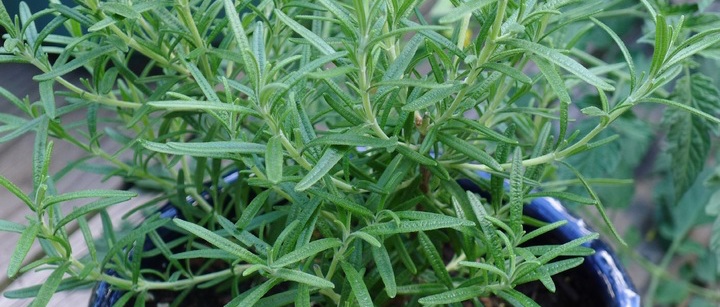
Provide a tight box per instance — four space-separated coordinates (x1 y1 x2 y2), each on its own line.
0 0 719 306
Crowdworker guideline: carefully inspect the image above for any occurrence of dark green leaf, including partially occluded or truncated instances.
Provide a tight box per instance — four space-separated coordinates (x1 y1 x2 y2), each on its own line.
508 147 524 235
418 231 453 288
273 238 341 268
418 285 487 305
147 100 259 116
275 9 335 55
266 136 283 183
309 190 374 218
272 268 334 288
496 288 541 307
304 134 398 149
401 84 462 112
235 278 279 307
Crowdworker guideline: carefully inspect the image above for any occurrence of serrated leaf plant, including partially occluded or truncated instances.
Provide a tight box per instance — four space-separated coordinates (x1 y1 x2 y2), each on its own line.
1 0 719 306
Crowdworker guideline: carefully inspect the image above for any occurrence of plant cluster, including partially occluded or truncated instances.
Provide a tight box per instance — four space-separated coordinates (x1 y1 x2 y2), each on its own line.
0 0 719 306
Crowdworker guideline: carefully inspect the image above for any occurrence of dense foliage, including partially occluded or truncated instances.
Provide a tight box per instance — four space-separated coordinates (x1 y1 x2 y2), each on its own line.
0 0 719 306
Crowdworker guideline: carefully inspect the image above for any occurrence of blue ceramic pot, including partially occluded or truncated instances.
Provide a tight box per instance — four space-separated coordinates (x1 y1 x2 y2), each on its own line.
91 171 639 306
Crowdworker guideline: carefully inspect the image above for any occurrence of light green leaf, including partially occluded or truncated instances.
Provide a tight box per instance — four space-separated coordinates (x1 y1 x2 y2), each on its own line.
309 190 374 218
235 278 279 307
349 231 381 247
642 98 720 125
147 100 259 116
482 62 533 84
30 262 71 307
266 136 283 184
666 28 720 69
401 84 462 112
171 249 236 260
8 222 40 278
418 231 453 288
341 262 373 307
591 17 636 89
34 45 116 81
395 145 437 166
0 219 26 234
460 261 509 281
39 81 56 119
371 246 397 298
504 38 614 91
514 258 584 284
236 190 271 229
55 196 132 232
88 17 117 32
509 147 524 235
275 9 335 55
140 140 266 158
0 1 14 37
100 2 141 19
0 174 34 209
467 192 505 270
362 216 473 235
438 132 502 171
223 0 257 84
305 134 397 150
273 238 341 268
273 268 334 288
418 285 487 305
439 0 497 24
295 148 344 191
496 288 541 307
525 192 596 205
42 190 137 208
532 55 571 104
375 79 454 89
173 218 263 264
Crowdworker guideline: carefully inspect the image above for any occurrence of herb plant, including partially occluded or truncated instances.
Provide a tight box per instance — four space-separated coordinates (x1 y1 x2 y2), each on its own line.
0 0 719 306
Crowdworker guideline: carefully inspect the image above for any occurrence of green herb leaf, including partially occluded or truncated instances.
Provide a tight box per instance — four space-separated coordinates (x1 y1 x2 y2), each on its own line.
235 278 279 307
266 136 283 184
0 174 34 209
309 190 374 218
439 0 497 24
173 218 263 264
0 219 26 234
496 288 541 307
362 214 473 235
349 231 382 247
418 285 487 305
295 148 344 191
8 222 40 278
532 55 571 104
273 238 341 268
340 262 373 307
147 100 259 116
305 134 397 150
140 140 266 158
508 147 524 235
100 2 141 19
55 196 133 233
275 9 335 55
504 38 614 91
401 84 462 112
482 62 533 84
371 245 397 298
273 268 334 288
30 262 71 307
438 132 502 171
34 45 116 81
418 231 453 288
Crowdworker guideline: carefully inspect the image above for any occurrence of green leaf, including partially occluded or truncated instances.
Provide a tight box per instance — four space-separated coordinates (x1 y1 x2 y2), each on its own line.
235 278 279 307
223 0 257 85
295 148 344 191
665 74 720 200
666 28 720 69
266 136 283 184
401 84 462 112
508 148 524 235
30 261 70 307
8 222 40 278
395 145 437 166
371 245 397 298
349 231 382 247
309 190 374 218
0 1 14 37
496 288 541 307
459 261 509 281
591 17 636 89
362 215 473 235
140 140 266 158
54 197 133 232
0 219 26 234
272 268 334 288
439 0 497 24
34 45 117 81
503 38 614 91
340 262 373 307
100 2 141 19
173 218 263 264
525 192 596 205
39 80 56 119
438 132 502 171
273 238 341 268
532 55 571 104
275 9 335 55
418 231 453 288
418 285 487 305
236 190 271 229
0 174 34 209
171 249 236 260
42 190 137 208
467 192 505 270
304 134 398 150
482 62 533 84
147 100 259 115
88 17 117 32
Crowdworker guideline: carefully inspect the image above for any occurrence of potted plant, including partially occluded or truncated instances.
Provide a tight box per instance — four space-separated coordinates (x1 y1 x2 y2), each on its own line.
0 0 718 306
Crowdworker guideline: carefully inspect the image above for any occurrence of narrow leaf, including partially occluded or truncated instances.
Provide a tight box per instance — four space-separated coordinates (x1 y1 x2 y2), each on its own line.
496 289 541 307
30 262 71 307
0 174 34 208
273 238 341 268
508 147 524 235
55 197 132 232
34 45 116 81
273 268 334 288
482 62 533 84
402 84 462 112
173 218 263 264
439 0 497 24
148 100 259 115
305 134 398 149
418 231 453 288
266 136 283 183
438 133 502 171
418 285 487 305
309 190 374 218
8 222 40 278
504 38 614 91
371 246 397 298
275 9 335 55
235 278 279 307
532 55 571 104
295 148 344 191
341 262 373 307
